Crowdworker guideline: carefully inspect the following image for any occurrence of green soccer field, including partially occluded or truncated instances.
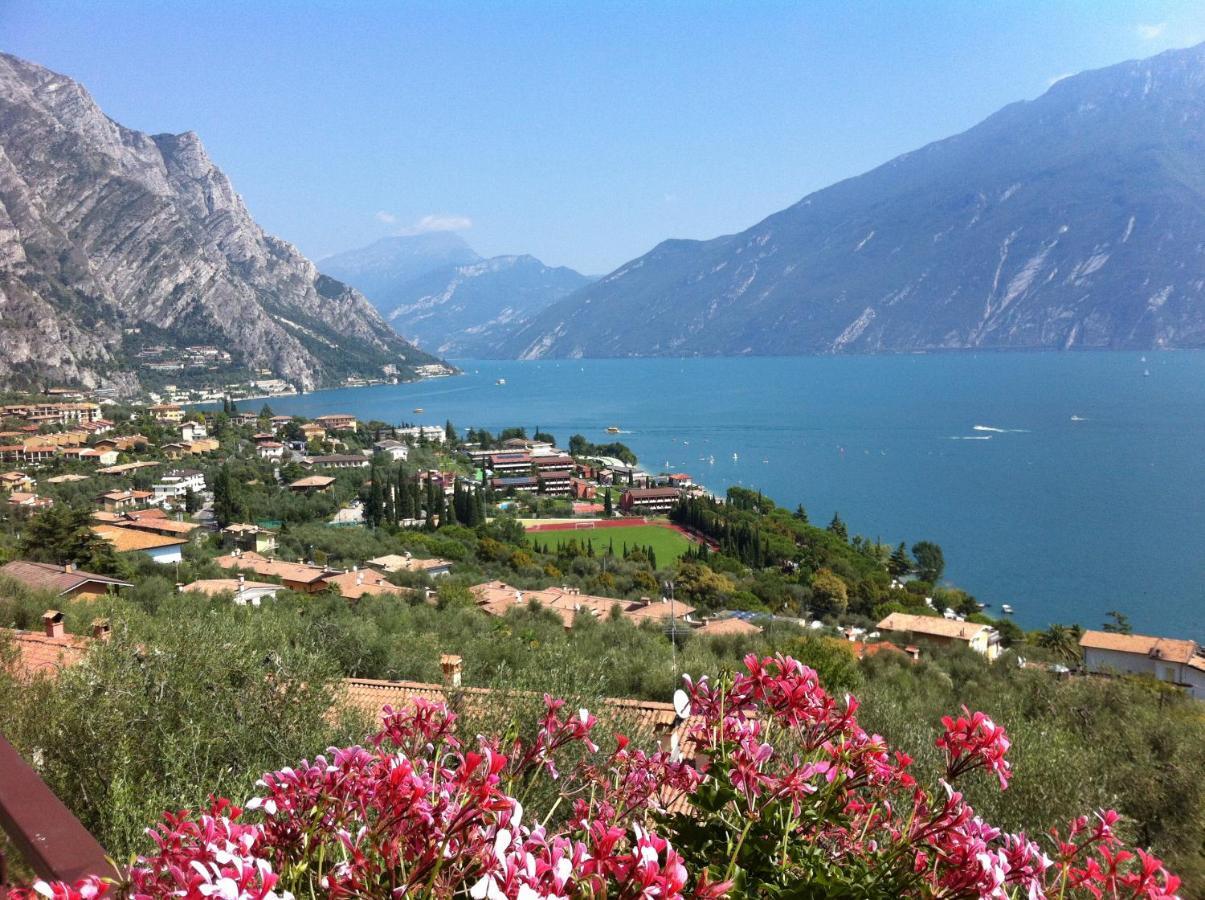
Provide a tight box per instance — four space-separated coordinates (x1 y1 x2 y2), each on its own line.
526 523 694 561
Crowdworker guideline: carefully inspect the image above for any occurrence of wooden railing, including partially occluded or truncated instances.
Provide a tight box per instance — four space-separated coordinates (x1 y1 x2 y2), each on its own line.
0 734 112 896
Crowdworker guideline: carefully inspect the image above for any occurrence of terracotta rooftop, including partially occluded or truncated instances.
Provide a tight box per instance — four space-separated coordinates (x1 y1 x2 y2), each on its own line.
3 628 89 679
222 523 274 535
321 569 410 601
341 678 691 746
180 578 283 597
471 580 696 628
367 554 452 574
124 508 168 520
289 475 336 489
1078 630 1199 664
214 551 332 585
121 517 200 536
694 616 764 637
91 525 187 553
850 640 910 660
0 560 131 596
877 612 993 641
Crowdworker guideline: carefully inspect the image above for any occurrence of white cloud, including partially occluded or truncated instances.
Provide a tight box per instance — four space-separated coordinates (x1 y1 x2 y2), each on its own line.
398 214 473 235
1047 73 1073 87
374 210 398 224
1136 22 1167 40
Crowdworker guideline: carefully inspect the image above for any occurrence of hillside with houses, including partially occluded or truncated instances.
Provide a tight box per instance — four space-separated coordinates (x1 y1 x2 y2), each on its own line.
0 385 1201 888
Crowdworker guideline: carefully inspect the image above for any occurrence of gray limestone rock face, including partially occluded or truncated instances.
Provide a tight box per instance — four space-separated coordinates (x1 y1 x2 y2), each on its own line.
0 52 441 394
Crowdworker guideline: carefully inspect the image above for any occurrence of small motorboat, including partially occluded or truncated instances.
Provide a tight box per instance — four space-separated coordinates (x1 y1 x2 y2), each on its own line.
1001 604 1014 615
413 407 424 413
606 426 621 433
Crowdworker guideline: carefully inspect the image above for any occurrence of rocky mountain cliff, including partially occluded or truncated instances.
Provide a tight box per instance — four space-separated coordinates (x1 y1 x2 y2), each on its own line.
507 43 1205 359
0 53 440 394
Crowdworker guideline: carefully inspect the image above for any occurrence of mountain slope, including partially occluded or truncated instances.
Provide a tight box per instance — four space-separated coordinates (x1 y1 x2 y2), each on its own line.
320 233 481 316
507 44 1205 359
385 255 595 356
0 53 441 394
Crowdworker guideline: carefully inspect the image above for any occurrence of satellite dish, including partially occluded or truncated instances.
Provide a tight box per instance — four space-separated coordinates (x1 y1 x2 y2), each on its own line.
672 688 691 719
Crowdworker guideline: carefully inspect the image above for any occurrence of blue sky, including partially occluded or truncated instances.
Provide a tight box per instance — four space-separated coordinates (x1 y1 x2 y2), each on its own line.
4 1 1204 273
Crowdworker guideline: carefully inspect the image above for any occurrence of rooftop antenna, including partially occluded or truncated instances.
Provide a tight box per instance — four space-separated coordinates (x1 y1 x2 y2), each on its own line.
663 578 678 678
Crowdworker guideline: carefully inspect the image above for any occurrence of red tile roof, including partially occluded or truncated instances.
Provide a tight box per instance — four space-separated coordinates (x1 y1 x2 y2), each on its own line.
91 525 186 553
694 617 763 637
1078 630 1199 664
877 612 993 641
214 552 331 585
0 561 131 595
3 628 89 679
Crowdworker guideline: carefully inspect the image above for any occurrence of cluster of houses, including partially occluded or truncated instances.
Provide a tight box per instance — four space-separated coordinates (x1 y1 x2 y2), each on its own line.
458 436 698 514
136 344 233 375
208 544 452 603
0 403 224 512
875 611 1205 700
469 579 763 638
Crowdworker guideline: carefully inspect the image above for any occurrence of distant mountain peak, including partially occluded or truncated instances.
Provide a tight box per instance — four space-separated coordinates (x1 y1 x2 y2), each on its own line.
320 232 482 314
324 235 595 356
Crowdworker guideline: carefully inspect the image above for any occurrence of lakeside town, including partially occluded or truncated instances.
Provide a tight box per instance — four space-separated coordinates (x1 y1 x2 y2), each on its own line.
1 387 1201 699
0 385 1202 896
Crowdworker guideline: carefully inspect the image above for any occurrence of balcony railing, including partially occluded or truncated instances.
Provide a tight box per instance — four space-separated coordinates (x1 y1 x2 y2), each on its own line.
0 734 113 896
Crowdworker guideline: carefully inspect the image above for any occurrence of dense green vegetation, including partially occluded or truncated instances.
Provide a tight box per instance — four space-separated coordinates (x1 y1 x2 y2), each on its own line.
567 433 638 464
1 573 1201 884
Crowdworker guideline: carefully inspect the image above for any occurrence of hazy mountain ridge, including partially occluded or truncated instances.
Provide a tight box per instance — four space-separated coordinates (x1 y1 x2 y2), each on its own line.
320 232 482 316
386 254 594 355
322 234 593 356
0 53 440 394
506 43 1205 359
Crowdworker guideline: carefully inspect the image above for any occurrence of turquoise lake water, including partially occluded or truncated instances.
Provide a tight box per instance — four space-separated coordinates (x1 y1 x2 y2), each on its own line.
239 353 1204 637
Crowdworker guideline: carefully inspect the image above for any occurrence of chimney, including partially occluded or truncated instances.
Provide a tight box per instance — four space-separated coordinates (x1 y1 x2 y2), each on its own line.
905 645 921 662
91 618 111 642
62 562 75 574
440 653 463 688
42 610 65 639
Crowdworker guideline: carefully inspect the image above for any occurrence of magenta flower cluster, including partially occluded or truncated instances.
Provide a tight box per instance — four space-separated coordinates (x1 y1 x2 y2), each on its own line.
11 655 1182 898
